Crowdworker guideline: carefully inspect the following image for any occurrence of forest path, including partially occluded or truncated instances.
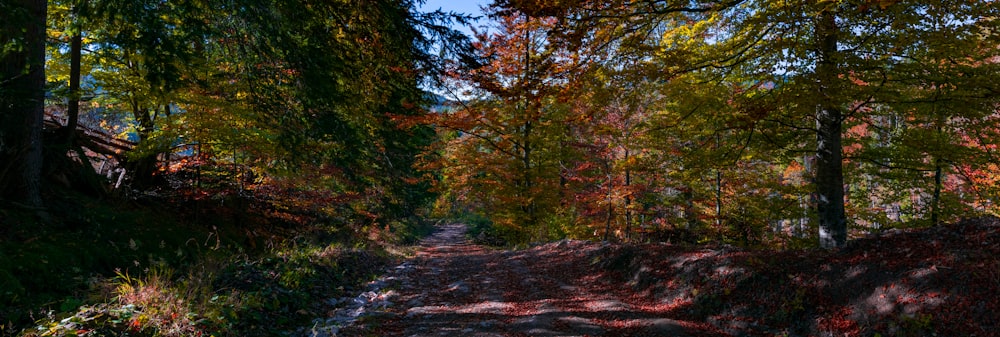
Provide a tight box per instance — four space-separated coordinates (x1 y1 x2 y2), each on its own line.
339 223 717 337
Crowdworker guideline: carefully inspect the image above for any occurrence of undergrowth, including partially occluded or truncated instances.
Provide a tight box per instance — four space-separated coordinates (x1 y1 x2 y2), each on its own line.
461 213 508 247
1 188 432 337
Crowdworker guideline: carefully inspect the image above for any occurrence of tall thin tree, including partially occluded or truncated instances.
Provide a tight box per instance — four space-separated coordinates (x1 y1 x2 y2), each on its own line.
0 0 47 208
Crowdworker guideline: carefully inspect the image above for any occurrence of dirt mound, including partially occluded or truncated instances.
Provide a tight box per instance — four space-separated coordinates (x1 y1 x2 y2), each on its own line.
590 217 1000 336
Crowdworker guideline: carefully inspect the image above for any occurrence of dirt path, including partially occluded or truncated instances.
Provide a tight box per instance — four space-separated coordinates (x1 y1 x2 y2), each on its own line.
338 223 720 337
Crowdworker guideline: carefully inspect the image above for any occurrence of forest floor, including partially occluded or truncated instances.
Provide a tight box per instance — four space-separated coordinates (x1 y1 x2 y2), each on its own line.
336 219 1000 337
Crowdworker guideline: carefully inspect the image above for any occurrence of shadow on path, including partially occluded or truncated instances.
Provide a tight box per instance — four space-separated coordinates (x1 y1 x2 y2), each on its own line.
337 223 716 337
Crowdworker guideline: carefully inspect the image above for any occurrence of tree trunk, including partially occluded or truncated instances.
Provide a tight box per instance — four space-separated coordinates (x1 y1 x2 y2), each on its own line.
624 168 632 241
64 12 99 178
683 187 697 229
604 161 613 242
931 158 942 226
522 120 535 231
65 19 83 146
715 134 722 227
519 22 538 236
814 9 847 249
715 169 722 227
930 118 944 226
0 0 47 208
128 105 159 188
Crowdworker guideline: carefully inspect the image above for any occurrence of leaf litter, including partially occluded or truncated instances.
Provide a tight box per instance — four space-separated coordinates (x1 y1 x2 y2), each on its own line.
331 217 1000 336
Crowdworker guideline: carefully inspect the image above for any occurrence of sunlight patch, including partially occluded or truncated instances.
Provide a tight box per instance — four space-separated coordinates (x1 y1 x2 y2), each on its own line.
585 299 631 312
455 300 511 315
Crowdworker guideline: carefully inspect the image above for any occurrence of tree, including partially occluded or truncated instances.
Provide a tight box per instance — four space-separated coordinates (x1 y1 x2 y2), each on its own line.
424 8 583 242
0 0 46 208
811 6 847 248
222 0 443 221
846 2 1000 227
491 0 1000 248
700 0 999 247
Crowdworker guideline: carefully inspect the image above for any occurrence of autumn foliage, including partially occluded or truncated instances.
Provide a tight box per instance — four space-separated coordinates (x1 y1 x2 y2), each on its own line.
422 0 1000 247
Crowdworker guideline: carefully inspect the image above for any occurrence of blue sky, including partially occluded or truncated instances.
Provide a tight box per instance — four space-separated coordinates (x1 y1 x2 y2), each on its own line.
419 0 490 35
419 0 487 17
417 0 491 100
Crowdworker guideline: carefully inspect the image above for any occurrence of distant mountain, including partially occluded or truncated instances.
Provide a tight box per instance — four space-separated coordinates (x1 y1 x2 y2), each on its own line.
424 92 456 113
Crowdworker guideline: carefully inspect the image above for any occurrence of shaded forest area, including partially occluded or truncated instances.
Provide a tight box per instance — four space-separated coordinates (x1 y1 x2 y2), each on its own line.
2 0 461 335
2 0 1000 336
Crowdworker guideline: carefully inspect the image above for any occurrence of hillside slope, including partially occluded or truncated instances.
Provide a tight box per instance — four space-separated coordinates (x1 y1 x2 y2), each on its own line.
589 217 1000 336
